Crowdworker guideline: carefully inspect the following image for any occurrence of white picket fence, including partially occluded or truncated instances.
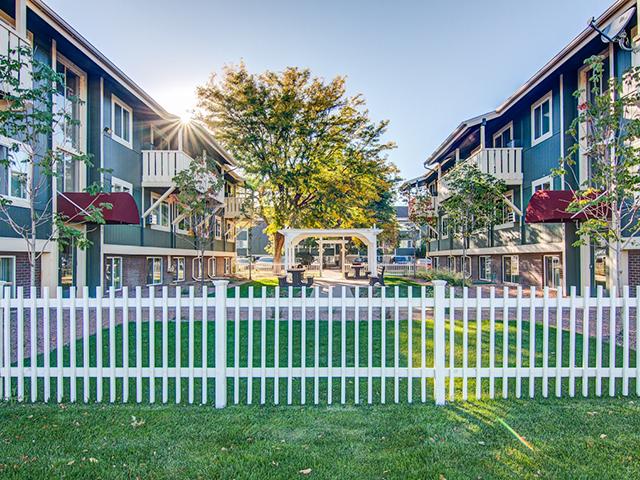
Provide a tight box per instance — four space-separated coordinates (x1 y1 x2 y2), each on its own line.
0 282 638 407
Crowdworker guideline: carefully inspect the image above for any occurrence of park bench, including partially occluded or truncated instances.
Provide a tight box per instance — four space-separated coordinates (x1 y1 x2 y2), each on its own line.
368 265 386 287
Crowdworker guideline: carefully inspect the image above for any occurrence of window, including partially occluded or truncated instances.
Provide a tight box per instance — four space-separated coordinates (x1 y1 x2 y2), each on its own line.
149 193 170 229
441 216 450 239
0 256 16 296
498 190 516 225
192 257 203 280
60 152 80 192
432 257 439 270
531 92 552 145
54 55 85 153
502 255 519 284
0 141 29 202
104 256 123 290
493 123 513 148
532 175 553 193
447 256 455 272
208 257 217 278
111 95 133 148
175 257 185 282
215 216 222 239
146 257 162 285
479 256 492 281
544 255 562 289
176 205 191 234
224 257 232 275
225 220 234 241
111 177 132 194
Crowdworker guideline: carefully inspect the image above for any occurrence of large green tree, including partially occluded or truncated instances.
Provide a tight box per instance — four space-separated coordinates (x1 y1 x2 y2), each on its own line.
196 64 397 263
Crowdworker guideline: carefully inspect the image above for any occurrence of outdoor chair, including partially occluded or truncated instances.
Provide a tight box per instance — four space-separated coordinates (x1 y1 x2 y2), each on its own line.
369 266 386 287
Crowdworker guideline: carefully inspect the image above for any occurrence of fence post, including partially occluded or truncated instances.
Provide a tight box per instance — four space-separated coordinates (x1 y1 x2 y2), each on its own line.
433 280 447 406
214 280 229 408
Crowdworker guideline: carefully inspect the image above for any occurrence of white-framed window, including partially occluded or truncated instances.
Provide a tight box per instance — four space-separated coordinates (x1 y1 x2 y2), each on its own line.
208 257 217 278
532 175 553 193
502 255 519 284
447 255 455 272
111 95 133 148
146 257 163 285
214 216 222 239
0 139 29 205
0 256 16 296
225 220 234 241
175 257 185 282
149 192 170 230
54 53 86 154
224 257 231 275
544 255 562 289
192 257 203 280
493 122 513 148
498 190 516 226
111 176 132 194
441 215 450 239
531 91 553 146
479 256 492 281
175 205 191 235
104 256 123 290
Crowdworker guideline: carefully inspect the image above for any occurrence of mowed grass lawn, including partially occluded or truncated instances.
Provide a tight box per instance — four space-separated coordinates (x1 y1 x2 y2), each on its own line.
4 284 639 479
0 398 639 478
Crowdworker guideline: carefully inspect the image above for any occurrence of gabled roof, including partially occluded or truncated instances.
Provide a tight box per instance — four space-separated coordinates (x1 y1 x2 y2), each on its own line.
422 0 635 168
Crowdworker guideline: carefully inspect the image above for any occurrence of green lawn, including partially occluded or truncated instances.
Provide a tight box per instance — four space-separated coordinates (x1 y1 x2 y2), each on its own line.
0 398 639 479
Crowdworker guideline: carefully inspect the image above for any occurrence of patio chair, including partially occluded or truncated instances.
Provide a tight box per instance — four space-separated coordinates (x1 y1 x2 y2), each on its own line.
369 266 386 287
278 275 290 288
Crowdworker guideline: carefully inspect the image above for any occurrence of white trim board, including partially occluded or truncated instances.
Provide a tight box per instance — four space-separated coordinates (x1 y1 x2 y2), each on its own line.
103 244 236 257
0 238 54 253
428 242 564 257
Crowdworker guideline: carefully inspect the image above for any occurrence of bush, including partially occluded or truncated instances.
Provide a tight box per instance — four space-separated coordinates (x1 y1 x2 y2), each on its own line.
416 269 471 287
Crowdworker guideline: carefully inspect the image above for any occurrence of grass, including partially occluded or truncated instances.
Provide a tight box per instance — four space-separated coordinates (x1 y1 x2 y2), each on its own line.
0 398 639 478
4 305 640 478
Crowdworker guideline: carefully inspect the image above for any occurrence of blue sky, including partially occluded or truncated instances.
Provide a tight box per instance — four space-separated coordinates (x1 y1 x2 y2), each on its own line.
46 0 612 180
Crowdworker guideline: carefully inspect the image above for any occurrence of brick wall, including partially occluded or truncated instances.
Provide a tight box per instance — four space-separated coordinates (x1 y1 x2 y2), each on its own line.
629 251 640 288
0 252 41 292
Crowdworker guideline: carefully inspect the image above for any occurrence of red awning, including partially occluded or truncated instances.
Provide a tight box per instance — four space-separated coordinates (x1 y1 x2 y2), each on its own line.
57 192 140 225
525 190 593 224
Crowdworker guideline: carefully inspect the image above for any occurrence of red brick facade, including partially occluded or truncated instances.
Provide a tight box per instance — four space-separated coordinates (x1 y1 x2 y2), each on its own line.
628 251 640 288
0 252 41 292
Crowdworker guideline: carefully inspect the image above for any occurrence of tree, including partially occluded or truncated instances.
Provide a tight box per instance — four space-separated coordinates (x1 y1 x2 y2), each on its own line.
0 44 108 288
196 64 397 265
440 162 506 278
172 155 224 288
558 55 640 290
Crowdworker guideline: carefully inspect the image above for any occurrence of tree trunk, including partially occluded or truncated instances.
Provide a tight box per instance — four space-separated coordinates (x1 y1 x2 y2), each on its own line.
273 231 285 272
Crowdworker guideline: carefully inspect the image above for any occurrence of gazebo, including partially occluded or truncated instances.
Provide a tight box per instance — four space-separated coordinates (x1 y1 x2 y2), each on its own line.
279 228 381 277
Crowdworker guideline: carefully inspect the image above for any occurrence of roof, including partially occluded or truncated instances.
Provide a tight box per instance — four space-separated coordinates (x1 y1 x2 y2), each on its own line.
422 0 635 168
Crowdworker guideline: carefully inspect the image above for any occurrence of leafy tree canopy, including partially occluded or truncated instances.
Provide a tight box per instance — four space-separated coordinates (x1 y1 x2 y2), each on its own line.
196 64 398 260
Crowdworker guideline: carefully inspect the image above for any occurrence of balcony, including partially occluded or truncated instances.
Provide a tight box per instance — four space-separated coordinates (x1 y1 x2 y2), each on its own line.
141 150 193 188
223 196 245 218
438 147 522 200
0 22 32 94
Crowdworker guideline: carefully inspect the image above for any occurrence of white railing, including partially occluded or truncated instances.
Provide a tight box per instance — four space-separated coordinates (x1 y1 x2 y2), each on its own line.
469 147 523 184
438 147 523 201
0 283 638 407
141 150 193 187
0 22 32 94
224 197 244 218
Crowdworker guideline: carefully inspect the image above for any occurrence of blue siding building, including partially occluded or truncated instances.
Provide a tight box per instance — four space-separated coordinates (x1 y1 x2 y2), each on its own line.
403 0 640 292
0 0 243 294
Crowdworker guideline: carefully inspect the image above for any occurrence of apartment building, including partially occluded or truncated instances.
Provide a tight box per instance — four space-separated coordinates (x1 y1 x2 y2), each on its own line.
0 0 243 295
403 0 640 292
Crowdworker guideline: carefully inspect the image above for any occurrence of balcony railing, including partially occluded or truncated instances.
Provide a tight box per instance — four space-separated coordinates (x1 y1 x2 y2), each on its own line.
438 147 522 201
223 196 245 218
0 22 32 94
141 150 193 188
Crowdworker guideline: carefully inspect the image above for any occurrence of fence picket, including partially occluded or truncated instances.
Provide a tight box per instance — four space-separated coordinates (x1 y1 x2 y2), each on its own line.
83 287 90 403
175 287 182 404
408 286 413 403
367 286 373 404
123 287 129 403
449 286 455 401
70 287 77 403
274 286 280 405
314 287 319 405
609 286 617 397
327 286 332 405
162 286 168 404
582 286 590 398
261 287 267 405
30 287 37 402
622 286 630 396
489 287 495 399
149 287 155 404
502 287 509 399
542 287 550 398
136 286 142 403
3 287 10 400
301 287 307 405
515 286 522 398
202 286 208 405
529 286 536 398
188 286 195 405
461 287 468 401
568 286 576 397
43 288 50 402
596 285 603 396
247 286 254 405
476 287 482 400
56 286 63 402
555 287 563 397
288 286 294 405
341 286 347 404
17 287 24 401
234 287 240 405
420 286 426 403
354 287 359 404
395 286 400 403
381 286 386 404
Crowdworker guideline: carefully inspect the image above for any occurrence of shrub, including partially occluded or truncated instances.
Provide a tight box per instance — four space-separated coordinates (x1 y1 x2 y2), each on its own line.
416 269 470 287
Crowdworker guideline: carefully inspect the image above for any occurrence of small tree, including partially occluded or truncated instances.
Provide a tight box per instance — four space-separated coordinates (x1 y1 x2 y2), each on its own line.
559 55 640 290
172 155 224 287
0 44 108 288
440 162 506 278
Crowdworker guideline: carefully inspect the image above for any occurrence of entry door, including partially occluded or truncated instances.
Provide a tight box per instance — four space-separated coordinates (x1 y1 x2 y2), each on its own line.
543 255 561 289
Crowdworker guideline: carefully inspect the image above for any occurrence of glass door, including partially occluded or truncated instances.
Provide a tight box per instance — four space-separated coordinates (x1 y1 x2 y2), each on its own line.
544 255 562 289
59 240 76 296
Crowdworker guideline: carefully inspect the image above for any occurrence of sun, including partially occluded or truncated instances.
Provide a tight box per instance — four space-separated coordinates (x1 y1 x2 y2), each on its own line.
179 109 194 125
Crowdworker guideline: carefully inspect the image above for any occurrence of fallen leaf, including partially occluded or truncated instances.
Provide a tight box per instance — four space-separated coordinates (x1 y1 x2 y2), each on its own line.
89 458 98 463
299 468 312 475
66 460 75 466
600 434 607 439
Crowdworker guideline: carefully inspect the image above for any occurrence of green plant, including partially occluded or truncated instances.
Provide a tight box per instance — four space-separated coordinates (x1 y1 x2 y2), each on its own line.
416 268 471 287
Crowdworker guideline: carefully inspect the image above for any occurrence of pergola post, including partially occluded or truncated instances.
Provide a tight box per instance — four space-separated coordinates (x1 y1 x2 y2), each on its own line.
319 238 324 277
